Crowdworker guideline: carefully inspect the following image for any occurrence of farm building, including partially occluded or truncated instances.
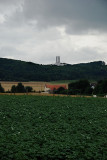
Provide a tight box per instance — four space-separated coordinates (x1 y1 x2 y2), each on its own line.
45 84 67 93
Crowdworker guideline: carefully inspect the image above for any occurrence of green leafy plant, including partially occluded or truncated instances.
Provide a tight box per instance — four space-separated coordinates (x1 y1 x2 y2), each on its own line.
0 96 107 160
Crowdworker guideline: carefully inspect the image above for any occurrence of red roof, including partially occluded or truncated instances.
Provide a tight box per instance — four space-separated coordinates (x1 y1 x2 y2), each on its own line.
45 84 67 90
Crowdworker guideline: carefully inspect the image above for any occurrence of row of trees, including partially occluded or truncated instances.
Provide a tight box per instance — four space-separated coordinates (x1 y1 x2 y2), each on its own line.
94 80 107 95
0 84 5 93
11 83 33 93
0 83 33 93
68 80 93 95
54 79 107 96
1 80 107 95
54 80 93 95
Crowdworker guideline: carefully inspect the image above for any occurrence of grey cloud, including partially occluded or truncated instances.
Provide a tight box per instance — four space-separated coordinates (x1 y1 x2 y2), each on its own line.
1 0 107 33
22 0 107 34
62 47 104 64
34 46 105 65
0 0 107 65
0 46 25 58
0 0 23 11
0 46 15 57
0 0 24 27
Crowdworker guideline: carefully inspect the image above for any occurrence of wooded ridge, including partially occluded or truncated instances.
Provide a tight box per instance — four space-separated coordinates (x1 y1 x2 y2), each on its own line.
0 58 107 81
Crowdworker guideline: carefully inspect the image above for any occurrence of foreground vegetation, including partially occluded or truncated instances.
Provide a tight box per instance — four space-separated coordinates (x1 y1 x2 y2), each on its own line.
0 95 107 160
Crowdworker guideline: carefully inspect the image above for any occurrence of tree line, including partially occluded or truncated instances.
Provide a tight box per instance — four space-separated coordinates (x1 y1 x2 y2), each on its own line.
1 80 107 96
0 58 107 81
0 83 33 93
54 79 107 96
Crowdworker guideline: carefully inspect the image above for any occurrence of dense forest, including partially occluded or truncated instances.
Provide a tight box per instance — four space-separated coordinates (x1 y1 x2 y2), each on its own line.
0 58 107 81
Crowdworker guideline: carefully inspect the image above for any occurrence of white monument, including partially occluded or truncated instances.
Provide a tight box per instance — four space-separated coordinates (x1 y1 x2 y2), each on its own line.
56 56 60 65
53 56 65 66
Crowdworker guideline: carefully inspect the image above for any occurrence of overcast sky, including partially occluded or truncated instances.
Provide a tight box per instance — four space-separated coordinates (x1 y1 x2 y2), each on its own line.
0 0 107 64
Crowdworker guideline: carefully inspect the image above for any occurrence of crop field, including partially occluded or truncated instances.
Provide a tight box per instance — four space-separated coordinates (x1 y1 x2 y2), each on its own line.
0 81 46 92
0 95 107 160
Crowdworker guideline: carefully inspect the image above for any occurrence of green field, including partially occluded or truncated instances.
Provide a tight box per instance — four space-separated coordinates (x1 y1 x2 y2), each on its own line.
50 80 77 84
0 95 107 160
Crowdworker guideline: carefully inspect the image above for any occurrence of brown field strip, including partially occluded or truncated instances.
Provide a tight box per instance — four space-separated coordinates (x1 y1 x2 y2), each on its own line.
0 81 47 92
0 92 92 98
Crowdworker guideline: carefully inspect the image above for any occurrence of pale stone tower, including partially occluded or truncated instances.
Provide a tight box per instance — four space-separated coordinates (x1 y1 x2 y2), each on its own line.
56 56 60 65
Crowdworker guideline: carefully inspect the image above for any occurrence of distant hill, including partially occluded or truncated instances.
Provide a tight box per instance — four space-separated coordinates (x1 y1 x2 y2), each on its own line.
0 58 107 81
